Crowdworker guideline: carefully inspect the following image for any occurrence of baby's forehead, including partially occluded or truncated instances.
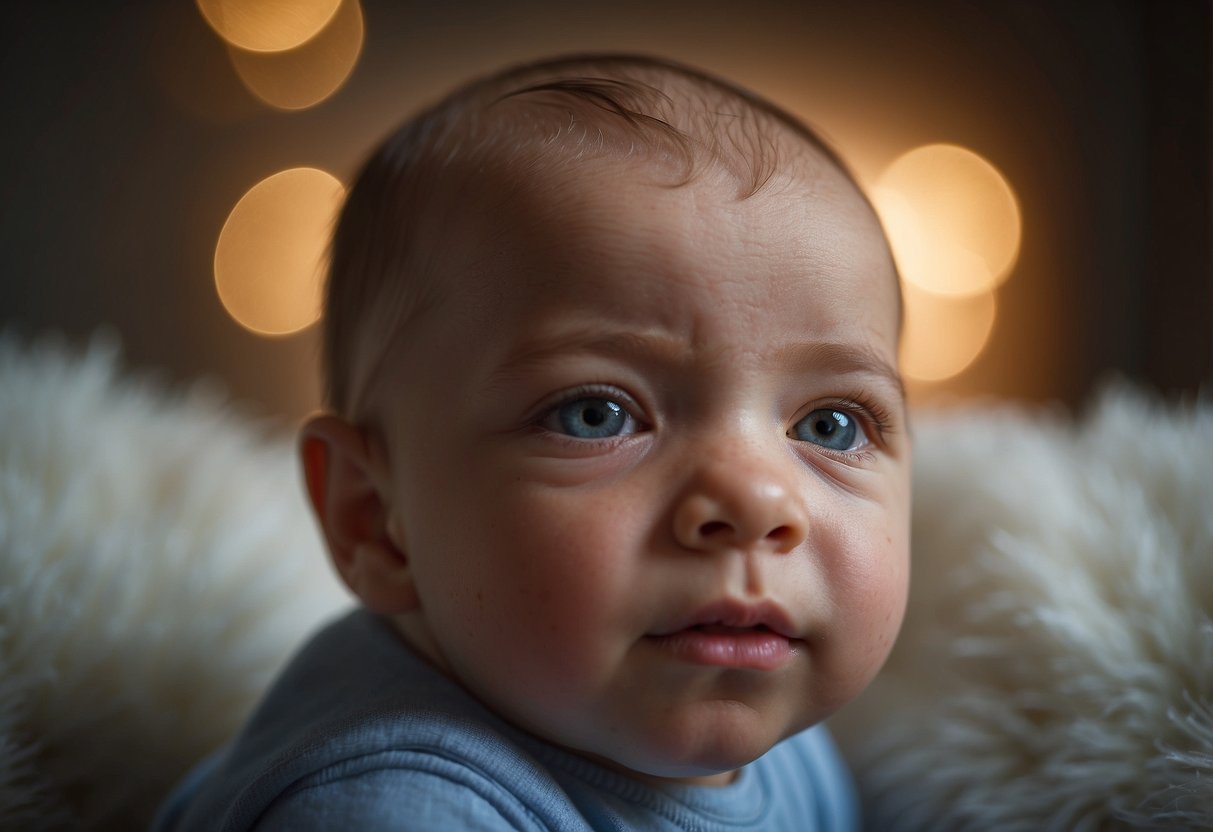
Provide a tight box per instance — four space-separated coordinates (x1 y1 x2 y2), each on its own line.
434 154 894 320
427 97 871 269
417 108 892 320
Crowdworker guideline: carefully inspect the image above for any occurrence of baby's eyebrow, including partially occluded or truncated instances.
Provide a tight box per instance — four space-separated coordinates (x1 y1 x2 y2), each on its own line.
779 341 907 404
487 327 691 384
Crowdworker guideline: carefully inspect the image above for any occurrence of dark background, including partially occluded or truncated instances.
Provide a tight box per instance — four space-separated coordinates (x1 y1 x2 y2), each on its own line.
2 0 1210 422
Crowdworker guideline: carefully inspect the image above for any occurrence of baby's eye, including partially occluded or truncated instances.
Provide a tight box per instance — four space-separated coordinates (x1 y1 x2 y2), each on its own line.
548 396 638 439
790 408 868 452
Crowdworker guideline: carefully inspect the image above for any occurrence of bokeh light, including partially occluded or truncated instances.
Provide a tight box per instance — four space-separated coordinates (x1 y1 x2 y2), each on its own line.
873 143 1021 298
227 0 364 110
871 143 1021 384
196 0 342 53
900 282 998 382
214 168 344 337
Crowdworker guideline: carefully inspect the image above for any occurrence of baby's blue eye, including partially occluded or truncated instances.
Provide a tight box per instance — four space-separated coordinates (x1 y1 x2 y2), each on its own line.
556 397 632 439
791 409 863 451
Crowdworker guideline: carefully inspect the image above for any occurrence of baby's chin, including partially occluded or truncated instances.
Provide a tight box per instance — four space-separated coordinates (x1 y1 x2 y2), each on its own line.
575 745 749 787
580 708 808 787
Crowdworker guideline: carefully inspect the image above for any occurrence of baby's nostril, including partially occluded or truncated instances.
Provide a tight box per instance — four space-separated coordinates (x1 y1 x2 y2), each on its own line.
700 521 730 537
767 525 795 544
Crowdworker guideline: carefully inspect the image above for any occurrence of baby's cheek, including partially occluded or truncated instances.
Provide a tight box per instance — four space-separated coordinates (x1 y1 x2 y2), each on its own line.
861 554 909 667
827 515 909 693
472 509 623 642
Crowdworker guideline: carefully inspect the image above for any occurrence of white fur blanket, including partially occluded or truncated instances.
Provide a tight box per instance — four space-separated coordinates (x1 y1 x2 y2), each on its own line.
0 336 346 831
832 390 1213 830
0 335 1209 830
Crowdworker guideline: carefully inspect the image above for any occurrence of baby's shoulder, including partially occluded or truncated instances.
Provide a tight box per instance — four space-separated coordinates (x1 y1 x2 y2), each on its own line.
170 611 583 831
236 694 585 831
255 743 564 831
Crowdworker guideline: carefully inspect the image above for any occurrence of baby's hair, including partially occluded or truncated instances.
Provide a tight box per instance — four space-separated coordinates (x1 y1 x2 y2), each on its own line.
325 53 871 418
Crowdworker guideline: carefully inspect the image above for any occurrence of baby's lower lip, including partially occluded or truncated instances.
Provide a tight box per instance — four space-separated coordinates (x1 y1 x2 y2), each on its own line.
646 626 795 671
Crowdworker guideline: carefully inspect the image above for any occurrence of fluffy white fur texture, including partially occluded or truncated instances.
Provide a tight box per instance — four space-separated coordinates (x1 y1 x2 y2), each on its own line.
0 335 346 831
0 335 1210 830
831 387 1213 830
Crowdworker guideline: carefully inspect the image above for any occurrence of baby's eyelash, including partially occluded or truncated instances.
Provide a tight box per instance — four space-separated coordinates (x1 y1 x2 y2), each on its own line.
830 391 897 442
535 384 636 413
849 395 897 439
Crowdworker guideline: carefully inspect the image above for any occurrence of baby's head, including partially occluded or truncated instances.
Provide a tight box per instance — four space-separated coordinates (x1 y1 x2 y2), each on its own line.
301 54 909 785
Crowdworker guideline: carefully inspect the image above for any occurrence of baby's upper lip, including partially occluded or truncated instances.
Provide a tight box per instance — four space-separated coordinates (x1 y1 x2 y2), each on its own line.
652 598 800 640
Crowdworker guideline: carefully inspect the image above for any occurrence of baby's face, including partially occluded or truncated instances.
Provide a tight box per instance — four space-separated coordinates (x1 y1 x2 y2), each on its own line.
371 157 909 783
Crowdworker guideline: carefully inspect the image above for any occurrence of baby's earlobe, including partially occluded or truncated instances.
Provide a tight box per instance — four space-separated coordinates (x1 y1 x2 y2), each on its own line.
347 539 420 615
385 514 406 551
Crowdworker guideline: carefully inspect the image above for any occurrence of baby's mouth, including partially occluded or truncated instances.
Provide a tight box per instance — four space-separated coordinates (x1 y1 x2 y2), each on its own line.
691 623 776 636
646 622 796 671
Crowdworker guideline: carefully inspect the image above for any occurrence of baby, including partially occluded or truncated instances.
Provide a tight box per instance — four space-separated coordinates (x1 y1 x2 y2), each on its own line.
157 53 910 831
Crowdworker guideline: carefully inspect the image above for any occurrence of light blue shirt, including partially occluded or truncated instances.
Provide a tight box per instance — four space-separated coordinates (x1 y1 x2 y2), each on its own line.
155 610 859 831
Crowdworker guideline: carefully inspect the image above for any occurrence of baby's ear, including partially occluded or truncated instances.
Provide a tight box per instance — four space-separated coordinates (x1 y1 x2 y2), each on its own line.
299 415 419 615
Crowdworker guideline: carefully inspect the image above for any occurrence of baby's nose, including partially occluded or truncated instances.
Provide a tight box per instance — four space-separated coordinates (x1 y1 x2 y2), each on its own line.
671 458 809 555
